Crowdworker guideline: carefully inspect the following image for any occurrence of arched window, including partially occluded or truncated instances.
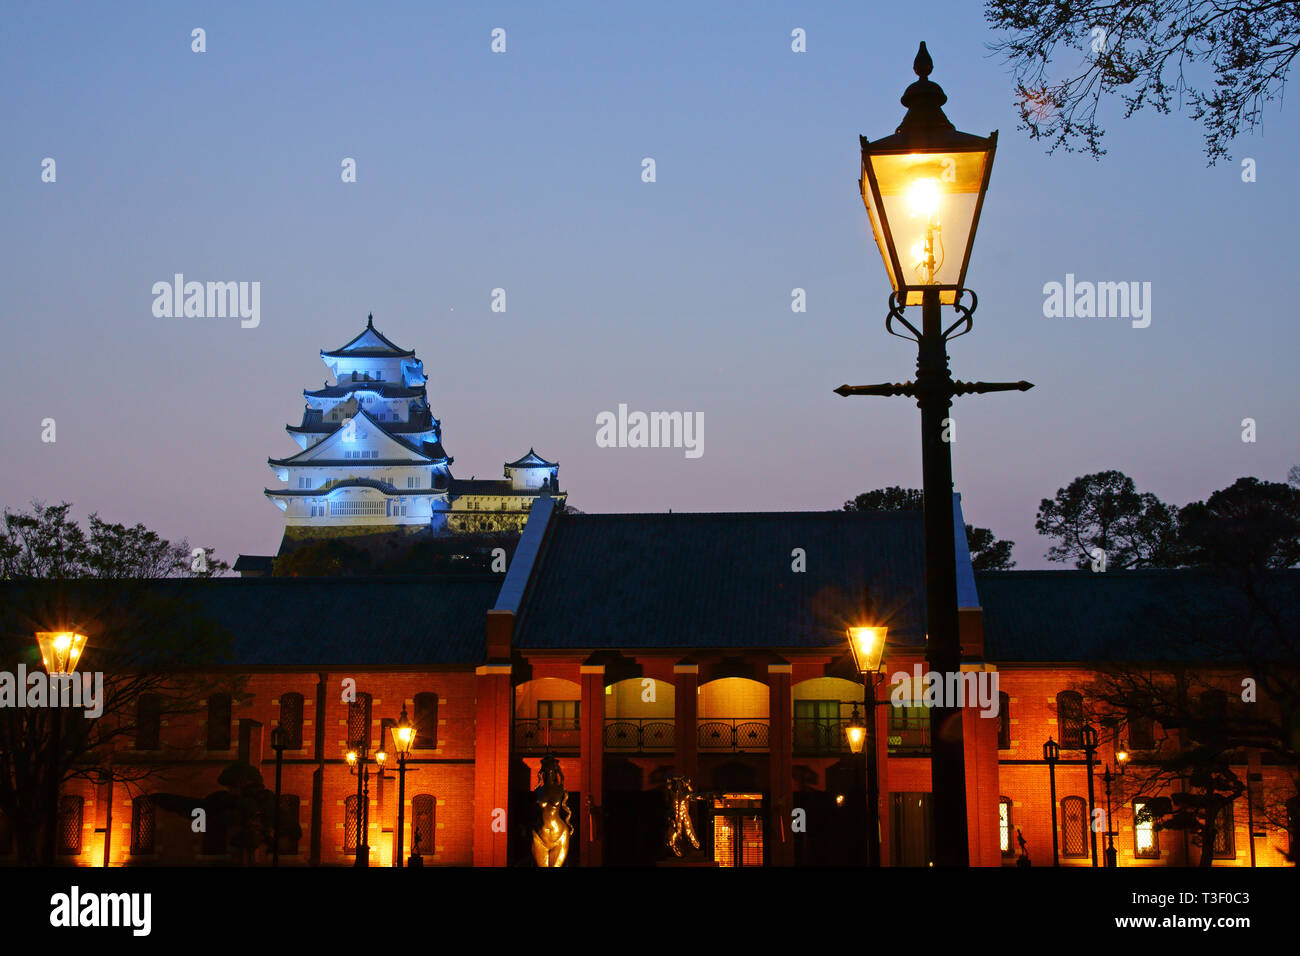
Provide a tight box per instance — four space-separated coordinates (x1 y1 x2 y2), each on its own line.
997 693 1011 750
412 794 435 857
1061 796 1088 858
58 796 84 855
1057 691 1084 749
414 693 438 749
1212 801 1235 859
347 693 372 751
131 796 155 855
206 693 232 750
344 795 360 855
136 694 162 750
1133 800 1159 858
279 693 304 750
999 797 1014 857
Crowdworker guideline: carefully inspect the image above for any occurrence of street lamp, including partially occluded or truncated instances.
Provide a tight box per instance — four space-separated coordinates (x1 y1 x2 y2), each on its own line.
346 746 385 867
270 725 288 867
1043 738 1060 867
35 631 86 865
837 42 1032 867
845 625 886 866
390 706 417 867
1101 744 1128 868
1081 723 1100 867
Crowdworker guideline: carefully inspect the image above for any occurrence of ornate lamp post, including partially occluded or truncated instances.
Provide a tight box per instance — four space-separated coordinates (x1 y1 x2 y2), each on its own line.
35 631 86 865
390 706 417 867
846 625 886 866
1081 723 1099 867
1101 746 1128 868
270 725 288 867
346 746 386 867
1043 738 1060 866
837 42 1031 867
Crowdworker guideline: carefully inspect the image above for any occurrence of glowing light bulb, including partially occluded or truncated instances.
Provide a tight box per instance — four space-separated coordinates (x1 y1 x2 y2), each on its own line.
907 177 941 217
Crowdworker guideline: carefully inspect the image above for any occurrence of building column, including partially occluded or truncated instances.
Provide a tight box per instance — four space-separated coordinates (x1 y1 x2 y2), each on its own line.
579 663 605 866
768 662 794 867
962 662 1001 866
473 663 513 867
874 675 892 866
673 661 699 782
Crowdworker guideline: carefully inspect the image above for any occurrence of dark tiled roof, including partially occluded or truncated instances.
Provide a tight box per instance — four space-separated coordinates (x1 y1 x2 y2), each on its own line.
0 577 501 668
233 555 274 572
976 569 1300 663
513 511 926 650
304 382 424 399
320 316 415 358
506 449 558 468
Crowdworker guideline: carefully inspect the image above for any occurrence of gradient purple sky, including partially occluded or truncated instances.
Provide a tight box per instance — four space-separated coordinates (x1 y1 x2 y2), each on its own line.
3 1 1297 568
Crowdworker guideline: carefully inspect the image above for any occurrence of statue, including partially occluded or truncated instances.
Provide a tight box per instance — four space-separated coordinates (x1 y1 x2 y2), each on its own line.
1016 827 1031 867
531 753 572 867
664 775 709 857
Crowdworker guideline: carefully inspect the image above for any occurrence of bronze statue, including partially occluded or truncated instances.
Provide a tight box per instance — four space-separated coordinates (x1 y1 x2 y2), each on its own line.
531 753 572 867
665 775 709 857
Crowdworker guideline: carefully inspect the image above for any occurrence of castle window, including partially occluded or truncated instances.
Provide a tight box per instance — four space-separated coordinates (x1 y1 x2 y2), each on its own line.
1057 691 1084 749
999 797 1013 857
131 796 155 855
279 693 304 749
997 693 1011 750
348 693 372 750
414 693 438 749
1134 800 1159 858
412 795 435 857
344 795 359 855
1061 796 1088 857
58 796 84 855
1212 801 1235 858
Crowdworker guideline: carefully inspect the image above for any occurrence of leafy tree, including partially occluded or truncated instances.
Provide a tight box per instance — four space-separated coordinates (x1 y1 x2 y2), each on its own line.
0 501 233 864
1035 470 1181 569
842 486 1017 569
985 0 1300 163
1180 477 1300 572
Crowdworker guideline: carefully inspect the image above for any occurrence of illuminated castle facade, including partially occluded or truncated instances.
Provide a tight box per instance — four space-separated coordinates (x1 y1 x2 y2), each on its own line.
264 315 562 539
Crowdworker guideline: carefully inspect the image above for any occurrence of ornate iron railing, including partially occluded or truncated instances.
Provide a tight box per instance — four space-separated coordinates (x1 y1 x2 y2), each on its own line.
514 718 581 753
698 719 769 752
603 718 675 752
793 717 853 755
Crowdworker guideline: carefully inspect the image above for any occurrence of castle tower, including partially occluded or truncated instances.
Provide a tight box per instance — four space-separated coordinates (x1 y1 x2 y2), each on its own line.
265 314 454 535
262 314 565 546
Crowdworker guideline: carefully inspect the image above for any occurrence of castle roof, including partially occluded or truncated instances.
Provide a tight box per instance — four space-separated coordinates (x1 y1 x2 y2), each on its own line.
265 478 450 498
320 314 415 358
505 448 557 468
269 408 447 467
304 382 425 400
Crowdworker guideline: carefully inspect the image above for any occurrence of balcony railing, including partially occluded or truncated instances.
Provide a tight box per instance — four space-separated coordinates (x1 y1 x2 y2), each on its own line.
793 717 853 755
698 718 769 753
887 718 930 754
514 718 581 753
603 718 675 753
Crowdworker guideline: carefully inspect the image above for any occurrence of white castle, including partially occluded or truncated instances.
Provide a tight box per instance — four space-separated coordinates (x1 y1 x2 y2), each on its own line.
265 314 562 539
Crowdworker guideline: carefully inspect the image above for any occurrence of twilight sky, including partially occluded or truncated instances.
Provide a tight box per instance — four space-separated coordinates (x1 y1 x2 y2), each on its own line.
2 1 1296 568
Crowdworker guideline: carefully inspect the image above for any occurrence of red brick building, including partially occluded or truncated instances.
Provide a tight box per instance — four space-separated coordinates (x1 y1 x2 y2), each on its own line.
4 497 1296 867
